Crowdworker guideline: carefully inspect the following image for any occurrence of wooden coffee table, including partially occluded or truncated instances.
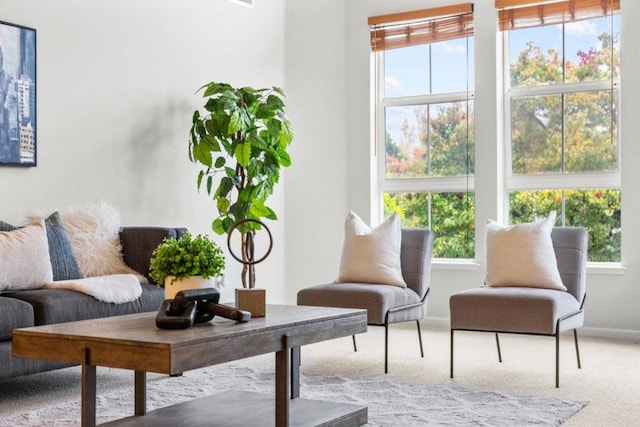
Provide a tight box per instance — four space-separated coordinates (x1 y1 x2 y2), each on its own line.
13 304 368 427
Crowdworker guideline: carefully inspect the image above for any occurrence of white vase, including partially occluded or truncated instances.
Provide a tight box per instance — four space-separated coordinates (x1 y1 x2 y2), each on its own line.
164 275 217 299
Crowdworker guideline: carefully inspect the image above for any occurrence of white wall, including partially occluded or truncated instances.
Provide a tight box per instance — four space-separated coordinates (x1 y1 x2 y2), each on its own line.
285 0 640 337
0 0 286 303
283 0 348 295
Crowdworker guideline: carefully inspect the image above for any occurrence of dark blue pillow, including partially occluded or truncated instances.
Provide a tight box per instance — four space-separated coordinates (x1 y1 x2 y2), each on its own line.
0 212 83 281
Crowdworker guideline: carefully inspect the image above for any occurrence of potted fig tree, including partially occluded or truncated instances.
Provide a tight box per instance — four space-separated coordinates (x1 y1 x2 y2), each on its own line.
149 233 226 299
188 82 293 315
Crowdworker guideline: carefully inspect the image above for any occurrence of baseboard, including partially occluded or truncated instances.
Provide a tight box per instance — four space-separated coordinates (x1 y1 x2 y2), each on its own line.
422 316 640 342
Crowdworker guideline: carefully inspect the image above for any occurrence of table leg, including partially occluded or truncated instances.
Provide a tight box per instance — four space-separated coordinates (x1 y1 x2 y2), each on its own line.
135 371 147 415
290 346 300 399
275 335 291 427
81 363 97 427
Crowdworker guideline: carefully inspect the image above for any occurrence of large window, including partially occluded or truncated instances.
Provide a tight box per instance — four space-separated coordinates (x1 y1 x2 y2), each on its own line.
500 0 621 262
370 4 475 259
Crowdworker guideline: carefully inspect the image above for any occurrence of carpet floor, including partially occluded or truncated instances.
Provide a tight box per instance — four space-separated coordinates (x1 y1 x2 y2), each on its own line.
0 322 638 426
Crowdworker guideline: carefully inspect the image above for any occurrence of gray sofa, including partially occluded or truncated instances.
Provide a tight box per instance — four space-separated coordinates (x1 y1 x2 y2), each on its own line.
0 226 185 380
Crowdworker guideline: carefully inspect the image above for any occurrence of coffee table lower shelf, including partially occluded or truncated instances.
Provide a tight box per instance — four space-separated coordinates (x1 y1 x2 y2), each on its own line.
100 390 367 427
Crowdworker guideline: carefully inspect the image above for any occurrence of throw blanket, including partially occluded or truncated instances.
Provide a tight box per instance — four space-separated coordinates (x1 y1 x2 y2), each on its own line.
42 274 143 304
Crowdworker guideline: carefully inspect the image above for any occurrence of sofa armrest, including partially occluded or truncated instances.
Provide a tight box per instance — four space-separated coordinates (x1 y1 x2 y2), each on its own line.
119 227 188 285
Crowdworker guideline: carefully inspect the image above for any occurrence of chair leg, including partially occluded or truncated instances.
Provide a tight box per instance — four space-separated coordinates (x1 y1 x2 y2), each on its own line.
384 322 389 374
352 335 358 352
495 333 502 363
416 320 424 358
574 329 582 369
450 329 454 378
555 332 560 388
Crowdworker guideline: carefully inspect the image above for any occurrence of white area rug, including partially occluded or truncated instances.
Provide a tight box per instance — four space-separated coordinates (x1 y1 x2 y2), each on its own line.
4 358 586 426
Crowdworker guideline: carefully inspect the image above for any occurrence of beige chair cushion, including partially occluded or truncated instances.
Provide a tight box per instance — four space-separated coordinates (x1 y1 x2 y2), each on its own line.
449 287 582 335
298 282 422 325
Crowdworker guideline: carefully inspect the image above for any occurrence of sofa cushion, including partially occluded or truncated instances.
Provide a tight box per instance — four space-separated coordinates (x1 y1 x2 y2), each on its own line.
0 297 35 340
298 282 422 325
3 284 164 326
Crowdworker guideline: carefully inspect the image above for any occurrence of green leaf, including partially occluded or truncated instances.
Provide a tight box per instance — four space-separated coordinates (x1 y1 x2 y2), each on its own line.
212 219 225 235
267 119 281 138
206 175 213 195
197 170 204 190
214 156 226 168
192 141 213 167
279 120 293 149
272 86 286 97
229 110 242 134
277 149 291 167
217 197 230 214
218 177 233 198
222 217 236 233
249 201 270 218
264 205 278 220
235 142 251 168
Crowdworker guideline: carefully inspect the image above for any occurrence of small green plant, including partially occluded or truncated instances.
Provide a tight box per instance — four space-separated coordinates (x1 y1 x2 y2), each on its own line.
149 233 225 286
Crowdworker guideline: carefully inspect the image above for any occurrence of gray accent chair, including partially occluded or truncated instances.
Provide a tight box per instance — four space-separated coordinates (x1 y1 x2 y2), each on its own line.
449 227 588 387
297 228 434 373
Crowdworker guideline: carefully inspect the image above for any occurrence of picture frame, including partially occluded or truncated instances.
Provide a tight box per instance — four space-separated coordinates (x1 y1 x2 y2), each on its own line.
0 20 37 167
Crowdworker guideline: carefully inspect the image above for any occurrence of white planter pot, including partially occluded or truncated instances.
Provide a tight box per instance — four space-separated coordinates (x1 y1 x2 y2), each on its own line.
164 275 216 299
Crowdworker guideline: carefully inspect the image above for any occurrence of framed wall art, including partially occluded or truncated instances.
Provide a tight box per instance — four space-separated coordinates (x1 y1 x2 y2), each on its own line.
0 20 36 167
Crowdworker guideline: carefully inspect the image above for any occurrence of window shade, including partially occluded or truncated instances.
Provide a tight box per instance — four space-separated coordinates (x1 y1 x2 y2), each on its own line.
496 0 620 31
368 3 473 52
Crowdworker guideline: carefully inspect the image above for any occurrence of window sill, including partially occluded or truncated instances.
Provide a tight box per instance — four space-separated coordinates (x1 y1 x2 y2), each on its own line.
587 262 626 275
432 259 480 271
432 260 626 275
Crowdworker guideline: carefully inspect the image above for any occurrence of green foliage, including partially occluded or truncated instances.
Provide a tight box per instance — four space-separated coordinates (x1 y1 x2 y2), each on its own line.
384 192 475 258
189 82 293 235
149 233 226 286
510 189 621 262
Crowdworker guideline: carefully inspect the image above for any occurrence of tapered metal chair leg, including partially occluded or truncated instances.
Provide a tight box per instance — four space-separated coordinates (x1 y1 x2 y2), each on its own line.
384 323 389 373
495 333 502 363
555 332 560 388
574 330 582 369
352 335 357 352
416 320 424 358
450 329 454 378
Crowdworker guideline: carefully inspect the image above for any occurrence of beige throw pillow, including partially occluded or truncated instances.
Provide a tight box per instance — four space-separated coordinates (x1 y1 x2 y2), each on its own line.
337 211 407 288
0 219 53 291
485 211 566 291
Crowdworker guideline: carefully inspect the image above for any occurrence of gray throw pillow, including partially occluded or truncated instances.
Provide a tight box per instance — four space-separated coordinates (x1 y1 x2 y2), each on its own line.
0 212 83 281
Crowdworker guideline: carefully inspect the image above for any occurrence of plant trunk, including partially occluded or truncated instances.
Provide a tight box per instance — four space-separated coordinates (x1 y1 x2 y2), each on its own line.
240 232 255 288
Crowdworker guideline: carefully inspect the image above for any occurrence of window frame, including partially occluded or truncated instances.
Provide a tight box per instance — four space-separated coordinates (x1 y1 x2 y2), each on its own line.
373 42 475 259
501 21 622 262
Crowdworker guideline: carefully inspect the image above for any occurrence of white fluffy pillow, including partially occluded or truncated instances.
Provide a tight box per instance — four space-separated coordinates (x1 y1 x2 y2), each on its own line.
0 219 53 291
59 203 145 280
485 211 566 291
337 211 407 288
